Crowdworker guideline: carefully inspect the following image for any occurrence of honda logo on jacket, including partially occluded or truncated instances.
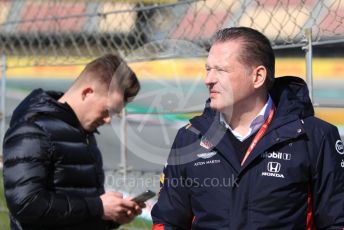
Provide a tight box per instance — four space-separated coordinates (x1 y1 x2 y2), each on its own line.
267 162 281 173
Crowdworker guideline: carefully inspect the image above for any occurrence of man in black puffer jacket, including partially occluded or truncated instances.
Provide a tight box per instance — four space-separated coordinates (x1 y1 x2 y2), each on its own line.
2 54 143 230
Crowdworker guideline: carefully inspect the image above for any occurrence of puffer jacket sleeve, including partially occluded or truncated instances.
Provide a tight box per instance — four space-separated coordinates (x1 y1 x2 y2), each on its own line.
151 128 193 230
2 121 104 226
311 125 344 229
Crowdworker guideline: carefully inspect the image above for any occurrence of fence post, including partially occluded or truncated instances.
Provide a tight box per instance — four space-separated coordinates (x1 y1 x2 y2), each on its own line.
302 28 314 102
0 53 7 158
119 108 128 181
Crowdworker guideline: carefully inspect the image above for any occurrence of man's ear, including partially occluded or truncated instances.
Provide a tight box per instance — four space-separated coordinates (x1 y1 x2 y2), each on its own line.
252 65 267 89
81 87 94 101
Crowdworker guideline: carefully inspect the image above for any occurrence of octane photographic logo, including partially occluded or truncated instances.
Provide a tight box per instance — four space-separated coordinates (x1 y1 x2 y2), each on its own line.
109 39 233 165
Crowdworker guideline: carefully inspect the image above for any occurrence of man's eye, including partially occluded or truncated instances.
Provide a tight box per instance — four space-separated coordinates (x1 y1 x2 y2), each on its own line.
216 68 225 72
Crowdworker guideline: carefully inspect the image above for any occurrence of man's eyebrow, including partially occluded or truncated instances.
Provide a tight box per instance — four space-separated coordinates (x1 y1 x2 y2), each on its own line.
206 64 229 69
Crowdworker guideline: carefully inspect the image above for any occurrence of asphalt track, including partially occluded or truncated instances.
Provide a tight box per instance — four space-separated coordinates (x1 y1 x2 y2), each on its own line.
1 78 344 172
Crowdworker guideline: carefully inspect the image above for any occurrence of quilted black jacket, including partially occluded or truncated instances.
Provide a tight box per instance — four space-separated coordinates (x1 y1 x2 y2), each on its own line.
2 89 115 230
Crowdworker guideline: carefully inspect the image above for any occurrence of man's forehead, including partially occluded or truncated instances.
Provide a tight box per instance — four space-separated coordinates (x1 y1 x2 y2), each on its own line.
207 48 236 66
208 40 243 61
211 40 242 53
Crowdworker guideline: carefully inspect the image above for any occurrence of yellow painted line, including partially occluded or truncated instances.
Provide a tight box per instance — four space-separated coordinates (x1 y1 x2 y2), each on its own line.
4 57 344 80
129 58 206 80
130 58 344 80
7 66 84 79
276 58 305 78
315 108 344 125
277 58 344 79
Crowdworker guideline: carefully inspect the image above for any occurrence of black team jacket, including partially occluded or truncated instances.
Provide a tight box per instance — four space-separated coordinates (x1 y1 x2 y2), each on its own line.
152 77 344 230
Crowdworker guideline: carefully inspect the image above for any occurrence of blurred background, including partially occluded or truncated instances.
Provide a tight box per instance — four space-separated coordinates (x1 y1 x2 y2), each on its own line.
0 0 344 229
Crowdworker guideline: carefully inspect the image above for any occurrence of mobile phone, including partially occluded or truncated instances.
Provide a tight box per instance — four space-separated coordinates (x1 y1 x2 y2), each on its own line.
131 190 156 203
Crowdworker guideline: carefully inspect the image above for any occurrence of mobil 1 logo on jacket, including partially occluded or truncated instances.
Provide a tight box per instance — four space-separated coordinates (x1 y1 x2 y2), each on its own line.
261 151 291 160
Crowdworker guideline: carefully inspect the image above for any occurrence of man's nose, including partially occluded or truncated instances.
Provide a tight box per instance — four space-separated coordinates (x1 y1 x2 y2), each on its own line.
204 70 216 85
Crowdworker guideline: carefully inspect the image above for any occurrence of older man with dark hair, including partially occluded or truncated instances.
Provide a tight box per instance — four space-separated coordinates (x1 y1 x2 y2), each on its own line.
3 54 143 230
151 27 344 229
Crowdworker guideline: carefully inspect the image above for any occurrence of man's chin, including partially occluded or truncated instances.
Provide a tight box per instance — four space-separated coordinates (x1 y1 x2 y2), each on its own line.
209 101 220 111
210 102 233 114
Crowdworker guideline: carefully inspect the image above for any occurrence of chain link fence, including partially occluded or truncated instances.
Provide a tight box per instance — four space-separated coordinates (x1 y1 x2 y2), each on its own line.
0 0 344 66
1 0 344 229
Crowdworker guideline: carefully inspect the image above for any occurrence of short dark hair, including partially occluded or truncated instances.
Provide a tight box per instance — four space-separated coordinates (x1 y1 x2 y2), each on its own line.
213 27 275 89
75 54 140 102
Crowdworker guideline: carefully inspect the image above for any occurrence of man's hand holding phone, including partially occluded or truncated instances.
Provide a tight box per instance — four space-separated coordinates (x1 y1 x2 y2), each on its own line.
100 192 144 224
100 190 155 224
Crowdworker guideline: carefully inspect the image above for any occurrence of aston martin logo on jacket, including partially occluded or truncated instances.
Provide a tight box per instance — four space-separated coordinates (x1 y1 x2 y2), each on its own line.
197 151 217 159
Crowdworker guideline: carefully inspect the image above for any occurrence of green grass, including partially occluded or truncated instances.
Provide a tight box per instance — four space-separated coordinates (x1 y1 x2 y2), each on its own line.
0 174 10 230
119 218 152 229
